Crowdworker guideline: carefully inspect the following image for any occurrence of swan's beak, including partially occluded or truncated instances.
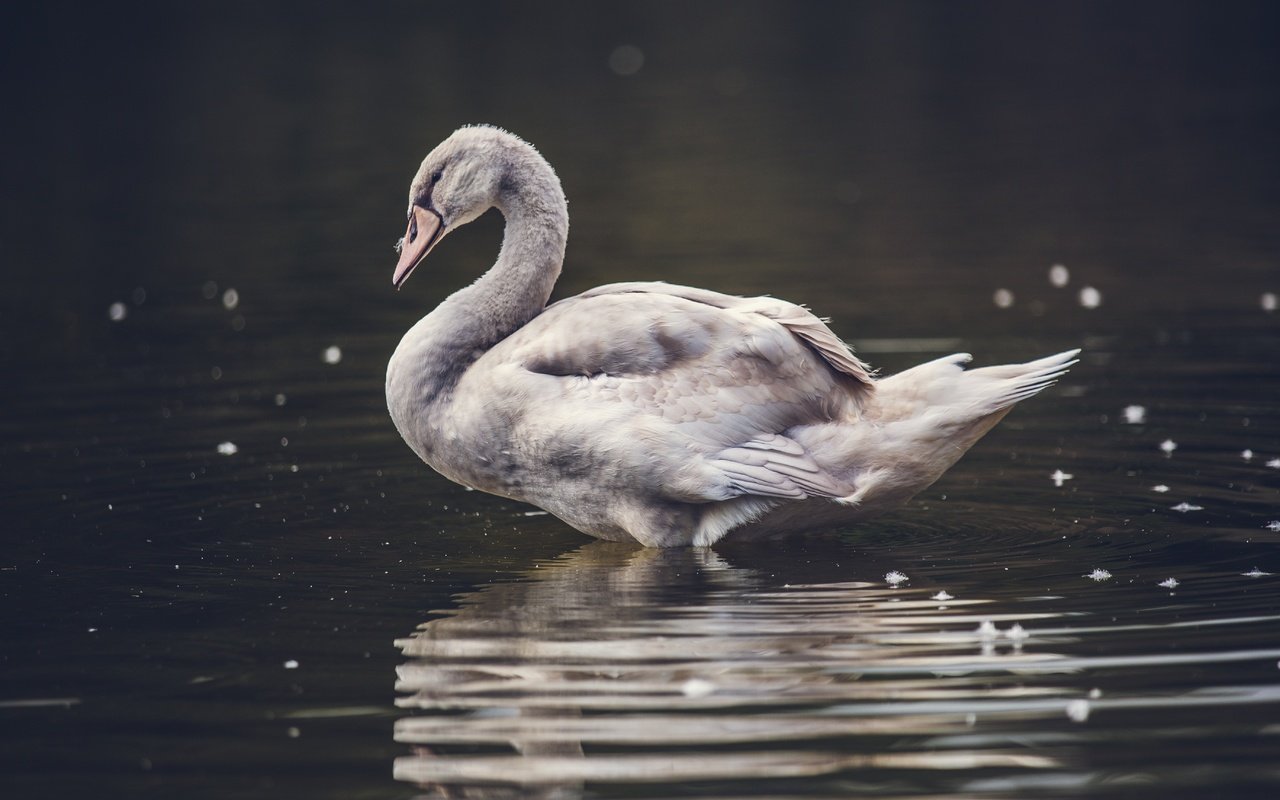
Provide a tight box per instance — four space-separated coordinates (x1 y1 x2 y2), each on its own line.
393 205 444 289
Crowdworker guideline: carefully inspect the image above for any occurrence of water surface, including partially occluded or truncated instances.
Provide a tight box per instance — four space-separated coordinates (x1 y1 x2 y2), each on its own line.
3 2 1279 798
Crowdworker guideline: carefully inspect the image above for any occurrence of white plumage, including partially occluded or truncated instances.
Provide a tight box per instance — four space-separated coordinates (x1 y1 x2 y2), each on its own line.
386 125 1077 546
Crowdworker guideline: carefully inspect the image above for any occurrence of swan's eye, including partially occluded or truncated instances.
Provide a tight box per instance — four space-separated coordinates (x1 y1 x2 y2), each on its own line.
430 170 443 185
408 215 418 243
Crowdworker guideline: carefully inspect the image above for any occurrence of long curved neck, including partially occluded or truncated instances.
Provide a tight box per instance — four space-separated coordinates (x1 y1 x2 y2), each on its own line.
463 170 568 347
390 153 568 409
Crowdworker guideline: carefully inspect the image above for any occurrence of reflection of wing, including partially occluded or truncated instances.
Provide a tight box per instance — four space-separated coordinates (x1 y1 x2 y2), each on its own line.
480 282 871 507
393 541 1064 793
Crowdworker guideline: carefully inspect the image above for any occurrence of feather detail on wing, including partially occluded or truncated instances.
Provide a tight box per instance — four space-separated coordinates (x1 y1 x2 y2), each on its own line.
570 282 875 386
707 433 848 500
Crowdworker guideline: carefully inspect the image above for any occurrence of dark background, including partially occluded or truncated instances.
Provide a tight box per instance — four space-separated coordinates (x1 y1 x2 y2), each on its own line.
2 2 1279 798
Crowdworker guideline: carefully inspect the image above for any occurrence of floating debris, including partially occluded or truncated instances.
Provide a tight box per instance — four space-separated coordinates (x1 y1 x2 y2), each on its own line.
1006 623 1029 643
992 288 1014 308
1242 449 1254 461
1049 263 1070 288
1158 577 1180 589
976 620 998 640
931 590 954 601
1085 568 1112 582
681 678 715 698
1170 502 1203 512
1263 292 1278 312
1265 521 1280 532
1152 485 1170 493
108 302 128 322
222 288 240 310
1122 405 1147 424
283 659 299 669
1159 439 1177 455
884 570 909 586
1243 567 1273 578
215 442 239 456
323 346 342 365
1078 286 1102 309
1065 698 1091 723
287 726 301 738
1050 469 1073 487
274 393 287 406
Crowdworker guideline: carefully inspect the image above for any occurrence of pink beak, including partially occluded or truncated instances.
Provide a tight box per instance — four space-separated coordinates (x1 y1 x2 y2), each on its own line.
393 205 444 289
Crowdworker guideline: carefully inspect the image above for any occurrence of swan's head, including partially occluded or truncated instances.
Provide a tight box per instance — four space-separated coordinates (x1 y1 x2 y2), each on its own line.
393 125 541 289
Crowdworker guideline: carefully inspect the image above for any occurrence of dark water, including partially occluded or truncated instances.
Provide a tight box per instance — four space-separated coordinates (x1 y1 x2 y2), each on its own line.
4 2 1280 797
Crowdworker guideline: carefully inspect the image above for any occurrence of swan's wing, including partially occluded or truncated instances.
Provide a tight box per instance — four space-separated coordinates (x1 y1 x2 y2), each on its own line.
567 282 875 386
484 285 870 503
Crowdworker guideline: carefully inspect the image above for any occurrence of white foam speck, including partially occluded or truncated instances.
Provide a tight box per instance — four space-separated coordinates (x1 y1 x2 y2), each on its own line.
1159 439 1177 455
1242 449 1254 461
1263 292 1277 312
1078 286 1102 309
1122 405 1146 424
1085 568 1112 581
1170 502 1203 512
976 620 998 640
222 288 240 310
1267 458 1280 469
1049 264 1070 288
1065 698 1091 722
1243 567 1273 578
1006 623 1029 642
681 678 715 698
287 726 301 738
108 302 128 322
216 442 238 456
275 393 287 406
992 288 1014 308
323 346 342 365
1152 484 1170 493
1158 577 1180 589
931 590 953 601
884 570 908 586
283 659 299 669
1050 469 1073 487
1264 521 1280 532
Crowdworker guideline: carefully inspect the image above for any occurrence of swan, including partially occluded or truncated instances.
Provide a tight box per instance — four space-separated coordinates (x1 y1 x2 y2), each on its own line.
386 125 1077 547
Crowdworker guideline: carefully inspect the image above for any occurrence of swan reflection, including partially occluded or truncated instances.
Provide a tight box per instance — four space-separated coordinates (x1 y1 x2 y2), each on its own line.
393 542 1065 796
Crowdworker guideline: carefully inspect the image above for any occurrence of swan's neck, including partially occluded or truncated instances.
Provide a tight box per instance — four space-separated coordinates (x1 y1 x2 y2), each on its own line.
464 185 568 347
389 159 568 412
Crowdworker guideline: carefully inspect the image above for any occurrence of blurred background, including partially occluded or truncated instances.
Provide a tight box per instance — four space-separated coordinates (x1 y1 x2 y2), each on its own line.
2 2 1279 798
4 0 1278 366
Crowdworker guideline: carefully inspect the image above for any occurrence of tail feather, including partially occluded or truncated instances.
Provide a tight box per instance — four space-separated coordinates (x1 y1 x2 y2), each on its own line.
967 348 1080 412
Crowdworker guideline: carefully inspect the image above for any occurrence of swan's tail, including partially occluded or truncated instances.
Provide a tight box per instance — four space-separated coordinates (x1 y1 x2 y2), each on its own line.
796 348 1079 513
961 348 1081 412
873 348 1080 417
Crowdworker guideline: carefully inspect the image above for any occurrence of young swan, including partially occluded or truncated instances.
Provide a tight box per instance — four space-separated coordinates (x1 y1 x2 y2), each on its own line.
386 125 1077 547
